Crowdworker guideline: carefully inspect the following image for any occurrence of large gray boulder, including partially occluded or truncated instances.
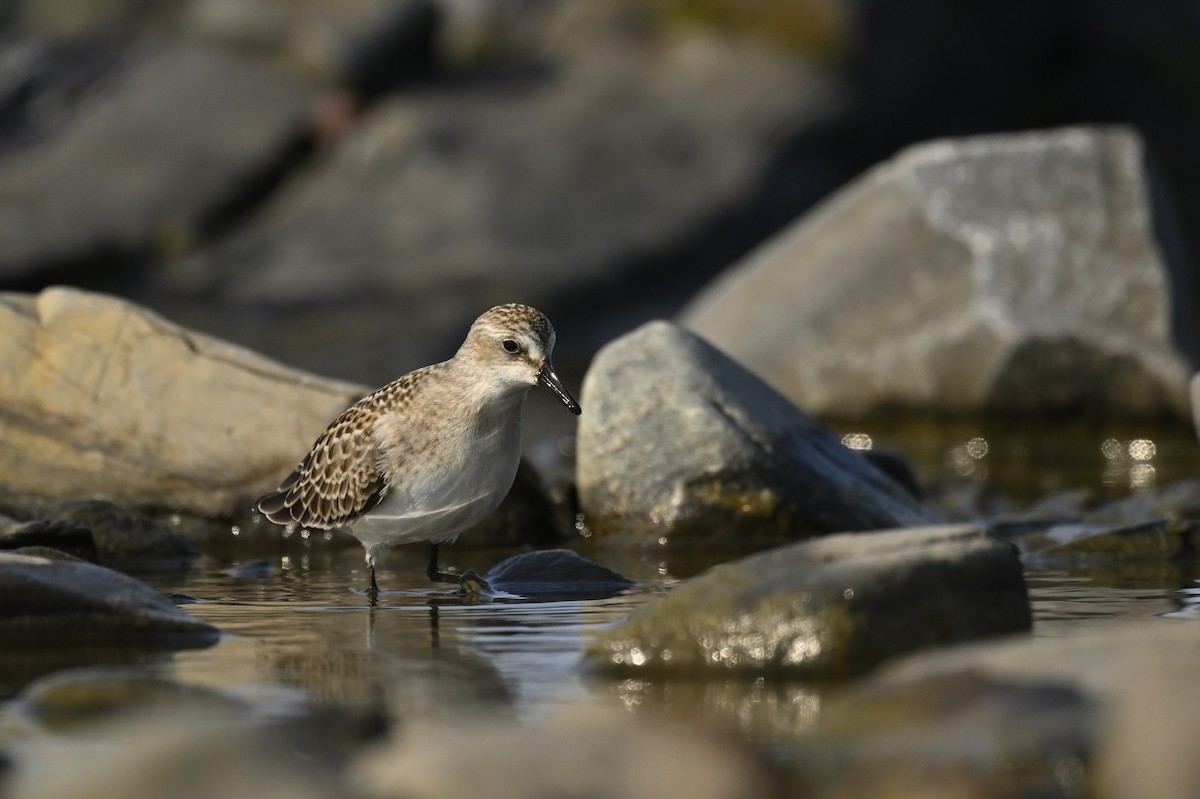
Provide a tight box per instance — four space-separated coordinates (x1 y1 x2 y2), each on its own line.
584 525 1030 678
682 126 1193 420
575 321 936 544
0 287 365 518
0 41 312 282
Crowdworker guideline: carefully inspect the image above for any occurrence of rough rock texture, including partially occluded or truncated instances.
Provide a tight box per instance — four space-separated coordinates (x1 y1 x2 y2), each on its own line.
0 552 218 643
0 42 312 281
585 525 1030 678
0 287 366 517
354 705 770 799
576 321 936 544
682 126 1193 420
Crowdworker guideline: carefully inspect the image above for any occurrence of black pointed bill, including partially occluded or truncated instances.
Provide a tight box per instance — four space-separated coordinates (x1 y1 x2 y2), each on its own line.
537 363 582 415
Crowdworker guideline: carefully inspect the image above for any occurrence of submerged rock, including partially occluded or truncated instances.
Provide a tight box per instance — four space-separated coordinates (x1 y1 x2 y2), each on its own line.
585 525 1029 678
682 126 1192 420
0 552 218 644
0 287 365 518
576 321 936 545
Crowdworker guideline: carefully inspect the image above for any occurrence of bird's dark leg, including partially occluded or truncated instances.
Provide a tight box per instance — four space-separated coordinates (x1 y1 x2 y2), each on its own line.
426 543 492 593
367 553 380 603
426 543 460 584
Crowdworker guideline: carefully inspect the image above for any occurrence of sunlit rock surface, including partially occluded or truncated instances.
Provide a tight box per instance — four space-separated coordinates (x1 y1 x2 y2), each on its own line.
0 552 218 644
584 525 1030 677
682 126 1192 420
0 287 365 518
576 320 936 544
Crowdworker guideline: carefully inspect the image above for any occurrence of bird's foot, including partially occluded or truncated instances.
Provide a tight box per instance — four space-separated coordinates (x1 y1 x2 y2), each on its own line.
457 570 492 596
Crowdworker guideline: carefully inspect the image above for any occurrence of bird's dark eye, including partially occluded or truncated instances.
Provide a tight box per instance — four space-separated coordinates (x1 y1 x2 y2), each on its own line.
502 339 520 354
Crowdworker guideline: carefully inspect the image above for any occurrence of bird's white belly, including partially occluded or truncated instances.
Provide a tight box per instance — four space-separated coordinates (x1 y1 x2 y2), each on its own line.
350 420 521 552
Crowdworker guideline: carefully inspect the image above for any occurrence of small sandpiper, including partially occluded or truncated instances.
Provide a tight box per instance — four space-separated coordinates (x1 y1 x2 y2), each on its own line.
255 304 581 598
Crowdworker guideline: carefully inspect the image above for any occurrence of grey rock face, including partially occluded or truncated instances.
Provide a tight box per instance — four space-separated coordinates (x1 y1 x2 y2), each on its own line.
0 41 312 281
576 321 936 544
0 287 366 518
0 552 218 643
682 126 1192 420
585 525 1030 677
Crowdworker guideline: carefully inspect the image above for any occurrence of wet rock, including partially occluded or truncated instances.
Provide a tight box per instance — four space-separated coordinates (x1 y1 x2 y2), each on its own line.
0 41 312 281
17 667 243 731
1023 518 1199 560
483 549 634 599
0 287 366 518
576 321 936 544
682 126 1192 420
53 500 200 562
0 551 218 644
995 478 1200 559
585 525 1030 678
354 704 770 799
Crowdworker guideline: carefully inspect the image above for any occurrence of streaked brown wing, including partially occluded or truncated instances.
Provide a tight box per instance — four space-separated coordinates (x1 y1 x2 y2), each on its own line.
255 405 386 529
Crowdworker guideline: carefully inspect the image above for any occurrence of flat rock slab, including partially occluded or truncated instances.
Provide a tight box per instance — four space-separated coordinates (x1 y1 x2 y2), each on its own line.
682 126 1192 420
0 552 218 644
0 287 366 517
585 525 1030 678
576 320 936 544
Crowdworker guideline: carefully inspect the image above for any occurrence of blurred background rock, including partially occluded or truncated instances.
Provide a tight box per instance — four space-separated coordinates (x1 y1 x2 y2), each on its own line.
1 0 1197 424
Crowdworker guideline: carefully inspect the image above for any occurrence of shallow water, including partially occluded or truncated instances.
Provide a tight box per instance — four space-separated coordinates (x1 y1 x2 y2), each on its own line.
5 538 1196 751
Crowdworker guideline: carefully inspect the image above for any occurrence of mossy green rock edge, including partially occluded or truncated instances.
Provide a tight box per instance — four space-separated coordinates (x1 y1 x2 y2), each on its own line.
585 525 1030 678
